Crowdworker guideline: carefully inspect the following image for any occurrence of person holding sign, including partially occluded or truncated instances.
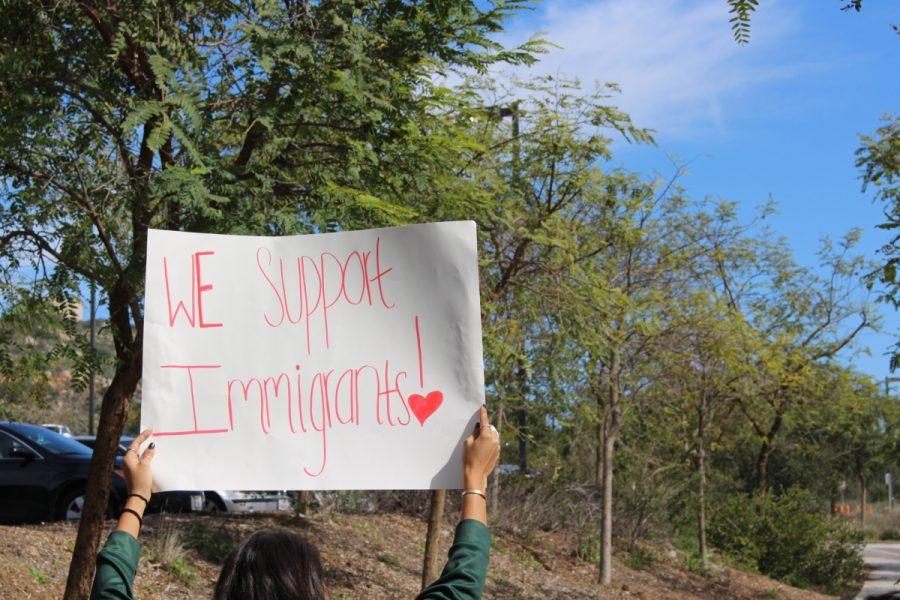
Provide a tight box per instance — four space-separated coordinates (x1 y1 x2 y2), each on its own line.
90 405 501 600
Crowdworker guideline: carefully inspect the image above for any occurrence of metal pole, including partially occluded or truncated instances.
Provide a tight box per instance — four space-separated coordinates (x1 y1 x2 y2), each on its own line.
88 281 96 436
886 472 895 510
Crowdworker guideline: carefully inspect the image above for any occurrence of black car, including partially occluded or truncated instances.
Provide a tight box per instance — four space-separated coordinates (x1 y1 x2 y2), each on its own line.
73 435 204 515
74 435 131 456
0 422 127 522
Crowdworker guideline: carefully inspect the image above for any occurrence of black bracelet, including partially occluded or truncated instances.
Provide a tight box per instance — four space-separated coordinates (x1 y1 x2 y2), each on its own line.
126 493 149 506
121 507 143 529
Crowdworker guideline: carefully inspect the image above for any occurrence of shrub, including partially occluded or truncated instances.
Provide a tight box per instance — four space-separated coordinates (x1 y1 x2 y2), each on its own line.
185 523 237 564
29 566 49 585
622 545 661 570
709 487 863 593
880 527 900 541
706 492 762 570
575 531 600 562
145 527 196 587
376 553 401 568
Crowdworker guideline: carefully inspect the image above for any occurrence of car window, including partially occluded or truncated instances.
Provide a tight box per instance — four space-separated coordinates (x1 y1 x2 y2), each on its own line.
5 423 92 456
75 436 128 456
0 431 27 458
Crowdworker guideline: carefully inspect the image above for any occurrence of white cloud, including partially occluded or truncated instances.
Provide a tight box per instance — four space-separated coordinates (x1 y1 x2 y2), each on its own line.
497 0 809 138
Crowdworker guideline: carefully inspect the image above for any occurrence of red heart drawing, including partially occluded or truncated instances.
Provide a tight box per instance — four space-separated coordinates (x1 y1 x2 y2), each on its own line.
409 390 443 426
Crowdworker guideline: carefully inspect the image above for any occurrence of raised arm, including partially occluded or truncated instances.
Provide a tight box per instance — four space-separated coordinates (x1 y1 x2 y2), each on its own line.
419 405 500 599
90 428 155 600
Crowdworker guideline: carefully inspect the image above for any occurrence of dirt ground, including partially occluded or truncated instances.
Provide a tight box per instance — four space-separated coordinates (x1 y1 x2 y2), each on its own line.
0 511 838 599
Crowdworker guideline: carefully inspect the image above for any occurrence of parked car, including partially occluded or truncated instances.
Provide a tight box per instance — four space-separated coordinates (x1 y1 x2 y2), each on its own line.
0 422 126 522
75 434 132 455
42 423 74 438
203 490 292 513
497 463 539 477
73 435 203 514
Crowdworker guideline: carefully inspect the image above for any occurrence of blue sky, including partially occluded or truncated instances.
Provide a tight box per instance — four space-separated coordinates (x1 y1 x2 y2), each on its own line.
497 0 899 383
71 2 896 382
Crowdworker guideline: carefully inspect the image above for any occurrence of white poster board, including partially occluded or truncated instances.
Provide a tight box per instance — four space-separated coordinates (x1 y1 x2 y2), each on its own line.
140 221 484 491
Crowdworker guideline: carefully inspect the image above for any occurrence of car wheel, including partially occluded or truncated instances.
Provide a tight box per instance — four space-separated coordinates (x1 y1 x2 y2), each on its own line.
57 487 87 521
204 493 227 513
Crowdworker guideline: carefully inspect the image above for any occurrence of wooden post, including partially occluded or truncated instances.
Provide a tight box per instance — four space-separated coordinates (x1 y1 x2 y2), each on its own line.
421 489 447 588
295 490 312 515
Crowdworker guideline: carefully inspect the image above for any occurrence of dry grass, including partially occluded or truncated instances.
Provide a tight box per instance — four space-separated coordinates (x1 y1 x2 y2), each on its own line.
142 524 196 588
849 504 900 541
0 510 840 599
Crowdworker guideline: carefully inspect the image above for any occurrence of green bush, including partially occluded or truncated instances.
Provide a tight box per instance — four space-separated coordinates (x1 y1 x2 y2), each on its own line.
709 487 863 593
622 545 661 570
706 493 762 570
575 531 600 563
185 523 237 564
880 528 900 541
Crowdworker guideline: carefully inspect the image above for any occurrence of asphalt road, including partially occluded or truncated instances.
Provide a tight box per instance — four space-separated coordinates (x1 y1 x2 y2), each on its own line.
857 543 900 599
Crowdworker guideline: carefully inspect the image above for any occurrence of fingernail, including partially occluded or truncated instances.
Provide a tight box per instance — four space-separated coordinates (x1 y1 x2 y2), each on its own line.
148 442 155 449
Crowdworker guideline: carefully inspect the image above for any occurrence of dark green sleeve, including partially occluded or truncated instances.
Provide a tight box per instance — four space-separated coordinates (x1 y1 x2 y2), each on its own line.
418 519 491 600
90 530 141 600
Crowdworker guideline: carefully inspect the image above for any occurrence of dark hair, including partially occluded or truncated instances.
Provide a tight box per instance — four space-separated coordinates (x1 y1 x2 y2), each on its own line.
213 529 326 600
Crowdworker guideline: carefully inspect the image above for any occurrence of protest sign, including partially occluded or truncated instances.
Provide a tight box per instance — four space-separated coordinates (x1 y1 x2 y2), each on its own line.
140 221 485 490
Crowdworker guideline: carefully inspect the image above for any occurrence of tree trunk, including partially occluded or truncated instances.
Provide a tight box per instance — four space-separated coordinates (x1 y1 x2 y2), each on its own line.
696 406 708 571
859 472 868 527
755 412 784 499
489 404 504 516
516 408 527 473
64 282 142 600
421 489 447 588
63 360 140 599
599 354 621 586
599 412 617 585
516 360 528 473
294 490 312 515
595 409 605 485
756 440 771 498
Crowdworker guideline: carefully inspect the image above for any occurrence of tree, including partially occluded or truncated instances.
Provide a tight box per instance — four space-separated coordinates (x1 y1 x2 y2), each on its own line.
573 179 723 584
857 116 900 369
726 0 758 45
0 2 537 597
837 377 897 525
724 0 894 44
425 75 657 586
729 233 871 496
661 293 749 570
441 75 652 520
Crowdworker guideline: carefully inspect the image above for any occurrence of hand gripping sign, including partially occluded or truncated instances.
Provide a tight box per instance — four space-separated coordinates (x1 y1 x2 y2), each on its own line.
140 221 485 491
